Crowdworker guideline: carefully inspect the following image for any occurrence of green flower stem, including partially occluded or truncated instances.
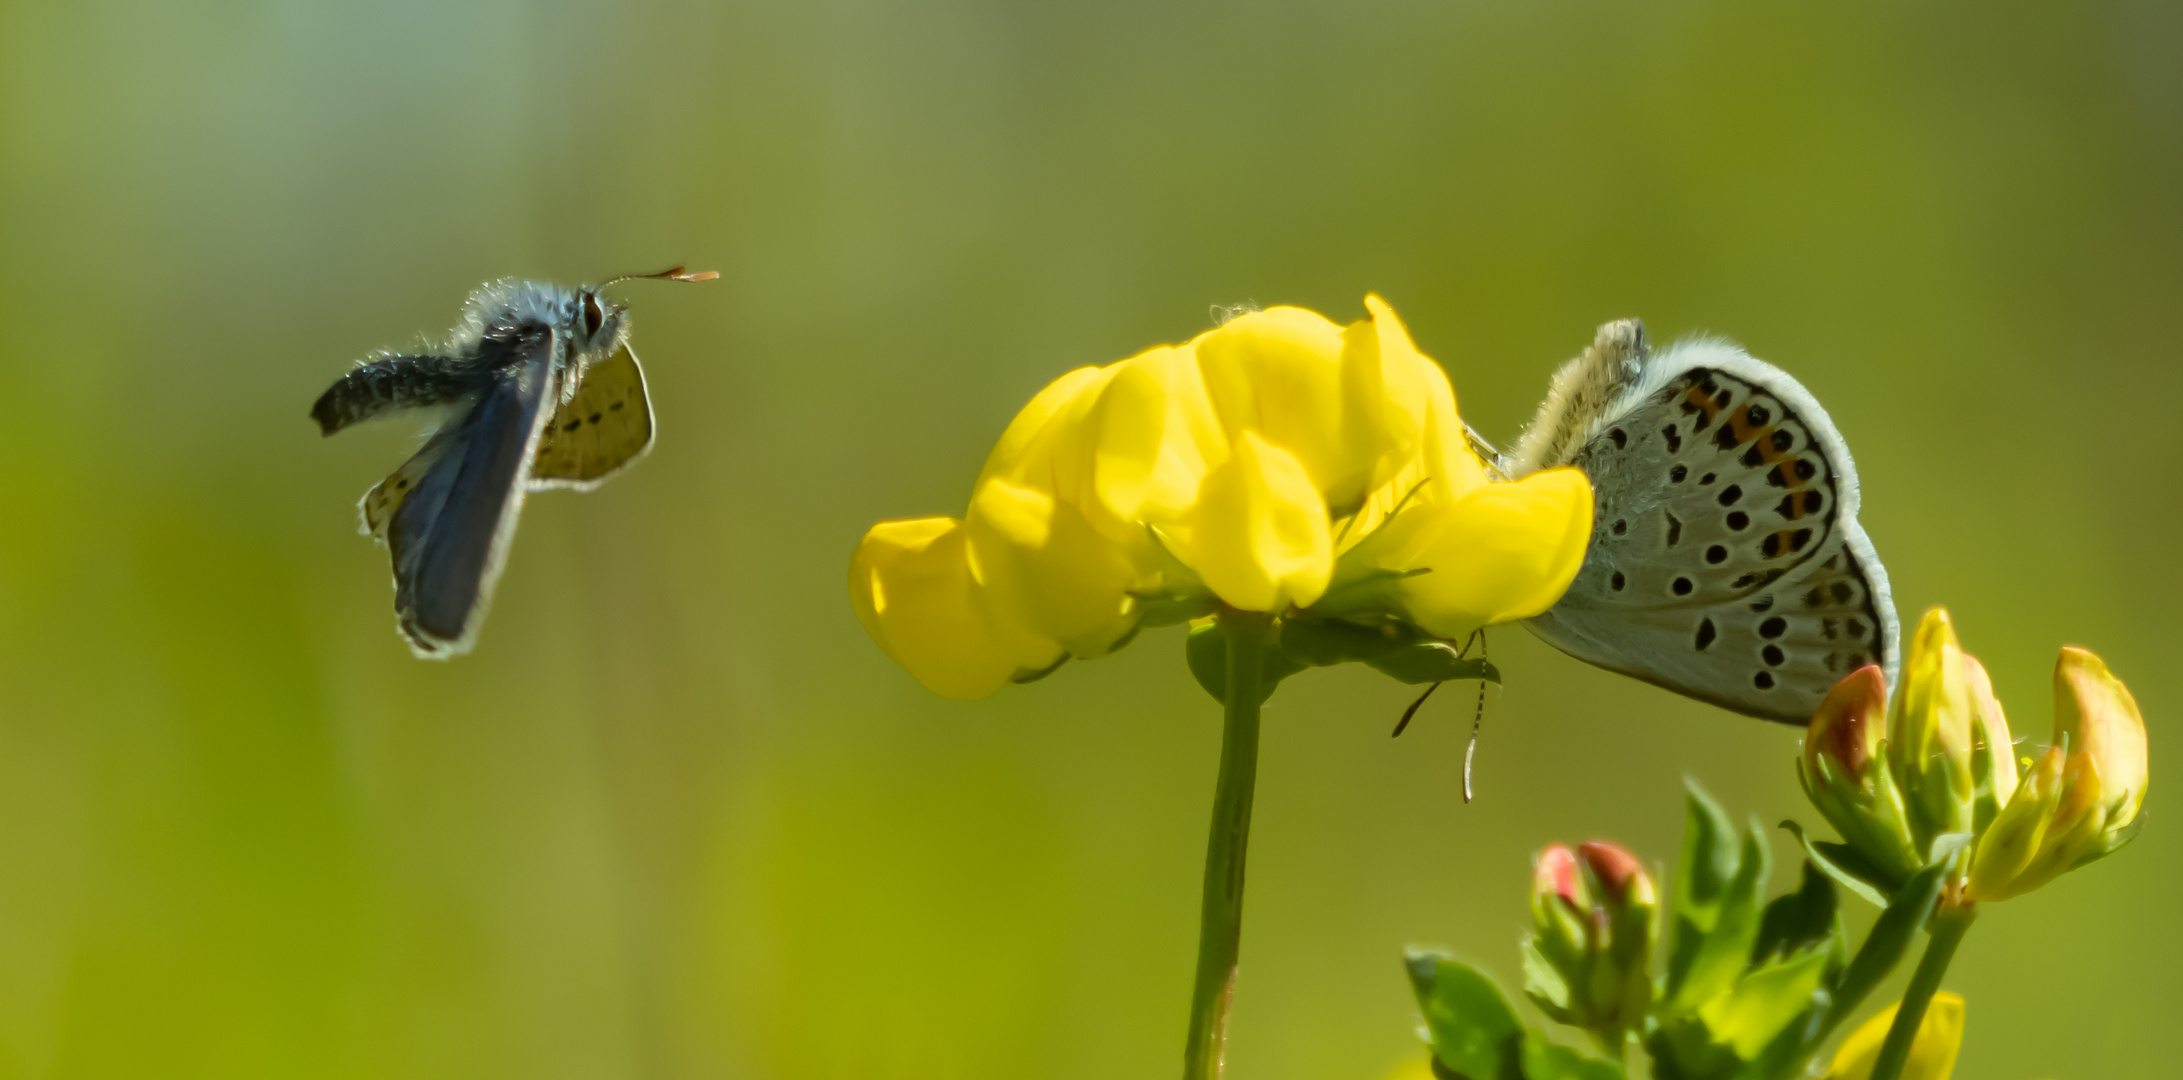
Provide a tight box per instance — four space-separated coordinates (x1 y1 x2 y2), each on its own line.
1182 609 1272 1080
1869 901 1976 1080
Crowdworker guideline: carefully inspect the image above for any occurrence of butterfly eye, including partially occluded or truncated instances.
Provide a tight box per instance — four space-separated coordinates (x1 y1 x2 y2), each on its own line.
582 293 605 338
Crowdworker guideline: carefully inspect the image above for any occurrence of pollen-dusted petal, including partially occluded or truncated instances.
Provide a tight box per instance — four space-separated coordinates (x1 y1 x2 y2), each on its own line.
848 516 1061 700
1173 431 1334 612
1393 466 1592 639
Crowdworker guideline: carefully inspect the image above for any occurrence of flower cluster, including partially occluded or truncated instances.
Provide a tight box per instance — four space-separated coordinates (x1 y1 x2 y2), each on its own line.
1524 841 1658 1047
849 297 1592 699
1798 607 2148 902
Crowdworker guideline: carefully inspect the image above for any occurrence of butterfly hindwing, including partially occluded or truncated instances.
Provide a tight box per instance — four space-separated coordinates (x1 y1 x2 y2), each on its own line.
384 335 563 658
530 344 655 491
1521 330 1898 724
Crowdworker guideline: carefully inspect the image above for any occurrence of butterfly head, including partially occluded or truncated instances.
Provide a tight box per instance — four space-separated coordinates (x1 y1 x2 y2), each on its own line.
576 265 717 362
572 286 632 360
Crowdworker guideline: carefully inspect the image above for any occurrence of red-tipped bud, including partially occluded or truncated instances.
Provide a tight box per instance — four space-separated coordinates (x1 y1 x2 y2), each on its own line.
1807 664 1888 781
1577 840 1655 908
1798 666 1923 882
1524 840 1657 1046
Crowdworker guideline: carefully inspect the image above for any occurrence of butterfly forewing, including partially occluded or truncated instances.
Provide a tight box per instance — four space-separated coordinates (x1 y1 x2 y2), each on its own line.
530 344 655 491
1524 340 1898 724
387 337 563 658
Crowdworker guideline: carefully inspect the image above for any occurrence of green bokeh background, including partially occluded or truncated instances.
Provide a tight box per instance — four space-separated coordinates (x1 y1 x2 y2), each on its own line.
1 1 2175 1077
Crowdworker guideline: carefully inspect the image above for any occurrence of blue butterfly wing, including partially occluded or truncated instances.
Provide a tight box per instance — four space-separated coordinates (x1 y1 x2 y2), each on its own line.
385 334 562 658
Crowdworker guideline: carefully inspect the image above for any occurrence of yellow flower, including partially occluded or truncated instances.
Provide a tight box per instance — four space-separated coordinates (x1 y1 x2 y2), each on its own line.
1965 646 2149 902
1822 993 1964 1080
848 296 1594 698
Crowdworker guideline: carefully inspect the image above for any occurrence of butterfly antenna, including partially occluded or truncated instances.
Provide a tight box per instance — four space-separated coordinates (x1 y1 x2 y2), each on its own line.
599 265 720 288
1462 631 1490 803
1391 681 1440 738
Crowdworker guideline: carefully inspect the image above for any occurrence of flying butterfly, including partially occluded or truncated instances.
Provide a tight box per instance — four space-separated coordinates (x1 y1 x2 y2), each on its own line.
1493 320 1900 724
310 267 716 658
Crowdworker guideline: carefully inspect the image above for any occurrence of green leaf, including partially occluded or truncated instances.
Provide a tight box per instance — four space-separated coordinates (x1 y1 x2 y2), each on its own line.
1822 839 1963 1032
1693 946 1831 1059
1186 622 1304 704
1366 641 1502 686
1519 1032 1626 1080
1405 952 1523 1080
1663 786 1766 1014
1776 820 1891 908
1751 862 1843 976
1519 939 1575 1024
1278 616 1421 666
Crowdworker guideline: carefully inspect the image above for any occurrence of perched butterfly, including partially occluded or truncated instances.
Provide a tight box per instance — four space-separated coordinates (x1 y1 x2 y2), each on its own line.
1495 320 1899 724
310 267 716 658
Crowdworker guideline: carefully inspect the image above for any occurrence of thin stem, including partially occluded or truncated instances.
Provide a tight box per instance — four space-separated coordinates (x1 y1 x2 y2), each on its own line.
1869 902 1976 1080
1182 610 1272 1080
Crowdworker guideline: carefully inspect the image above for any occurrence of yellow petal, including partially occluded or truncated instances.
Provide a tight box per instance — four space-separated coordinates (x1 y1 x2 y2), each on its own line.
1823 993 1964 1080
1392 467 1592 638
1173 430 1334 611
2053 646 2148 826
1892 609 1975 780
965 475 1145 658
974 364 1114 491
1961 652 2018 810
1965 746 2065 902
1328 295 1434 511
848 517 1061 700
1193 305 1397 511
1077 344 1228 540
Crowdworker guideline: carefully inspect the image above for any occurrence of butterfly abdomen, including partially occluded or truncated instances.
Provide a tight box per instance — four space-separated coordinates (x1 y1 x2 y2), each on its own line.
311 354 495 436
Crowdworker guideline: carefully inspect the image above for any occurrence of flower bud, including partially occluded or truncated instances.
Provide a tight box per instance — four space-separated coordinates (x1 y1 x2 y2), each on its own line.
1887 609 1977 854
1798 665 1923 881
1523 841 1656 1041
1967 646 2149 902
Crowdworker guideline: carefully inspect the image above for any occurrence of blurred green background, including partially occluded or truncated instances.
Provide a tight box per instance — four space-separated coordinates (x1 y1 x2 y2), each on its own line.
0 0 2176 1077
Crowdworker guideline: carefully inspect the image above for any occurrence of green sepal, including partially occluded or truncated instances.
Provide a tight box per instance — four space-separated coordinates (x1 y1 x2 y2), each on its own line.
1519 1033 1626 1080
1308 566 1428 619
1367 642 1501 686
1186 621 1303 704
1278 616 1421 666
2070 810 2146 870
1009 654 1070 685
1134 592 1218 629
1777 820 1891 908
